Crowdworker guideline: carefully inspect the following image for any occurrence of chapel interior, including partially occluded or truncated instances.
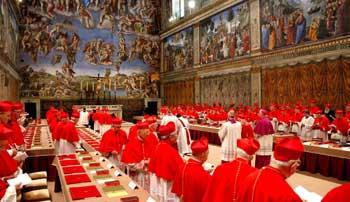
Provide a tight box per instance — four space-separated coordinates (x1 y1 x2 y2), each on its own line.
0 0 350 202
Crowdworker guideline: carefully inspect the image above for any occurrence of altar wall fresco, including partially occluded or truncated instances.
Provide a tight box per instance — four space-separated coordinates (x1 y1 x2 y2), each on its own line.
18 0 160 99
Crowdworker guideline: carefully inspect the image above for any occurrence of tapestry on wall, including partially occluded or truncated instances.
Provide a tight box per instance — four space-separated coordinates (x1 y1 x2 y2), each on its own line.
200 1 250 65
200 71 251 108
18 0 160 99
163 27 193 72
260 0 350 51
261 58 350 109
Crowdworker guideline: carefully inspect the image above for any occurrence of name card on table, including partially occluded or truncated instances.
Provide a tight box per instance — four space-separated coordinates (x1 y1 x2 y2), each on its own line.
146 197 157 202
107 163 114 169
128 181 138 190
114 170 122 177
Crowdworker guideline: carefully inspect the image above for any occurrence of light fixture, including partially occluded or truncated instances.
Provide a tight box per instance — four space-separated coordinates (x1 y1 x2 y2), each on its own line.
188 0 195 9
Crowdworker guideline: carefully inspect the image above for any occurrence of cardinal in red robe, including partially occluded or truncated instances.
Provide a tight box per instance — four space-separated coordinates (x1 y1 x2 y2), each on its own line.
121 121 158 191
99 117 127 166
8 102 25 149
0 125 19 179
237 137 304 202
59 112 80 154
322 182 350 202
203 138 260 202
171 137 211 202
312 109 330 141
0 102 15 148
148 122 184 201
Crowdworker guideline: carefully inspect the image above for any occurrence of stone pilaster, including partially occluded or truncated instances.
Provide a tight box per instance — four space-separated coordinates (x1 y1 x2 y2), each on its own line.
193 23 200 66
250 66 261 106
249 0 261 55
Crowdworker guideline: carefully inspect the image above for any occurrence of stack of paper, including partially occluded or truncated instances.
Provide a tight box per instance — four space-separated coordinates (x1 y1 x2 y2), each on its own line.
294 186 322 202
7 173 32 186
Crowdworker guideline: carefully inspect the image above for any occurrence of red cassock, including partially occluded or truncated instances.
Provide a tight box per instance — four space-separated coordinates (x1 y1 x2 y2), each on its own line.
49 119 58 134
0 150 18 177
313 116 330 131
171 158 210 202
99 129 127 154
54 121 67 140
62 121 79 143
332 118 350 135
127 125 138 141
237 166 302 202
202 158 257 202
322 182 350 202
121 132 158 163
148 141 184 181
241 124 254 138
8 121 25 146
0 180 7 200
0 124 14 148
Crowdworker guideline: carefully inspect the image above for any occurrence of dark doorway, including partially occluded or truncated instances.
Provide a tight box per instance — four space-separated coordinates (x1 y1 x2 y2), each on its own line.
25 102 37 119
145 101 158 115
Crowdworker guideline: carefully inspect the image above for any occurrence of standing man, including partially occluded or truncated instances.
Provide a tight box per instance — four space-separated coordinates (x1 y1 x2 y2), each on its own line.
300 110 315 141
99 117 127 166
59 113 81 154
254 109 275 168
78 108 89 127
148 122 184 202
218 110 242 164
237 137 304 202
121 121 158 191
176 111 191 155
171 138 210 202
203 138 260 202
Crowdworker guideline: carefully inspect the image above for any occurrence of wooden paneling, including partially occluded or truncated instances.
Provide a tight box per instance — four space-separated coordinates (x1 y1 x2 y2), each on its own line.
163 80 195 106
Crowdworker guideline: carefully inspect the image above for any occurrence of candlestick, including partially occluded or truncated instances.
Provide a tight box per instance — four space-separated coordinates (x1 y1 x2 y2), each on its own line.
109 80 111 91
80 80 83 91
114 81 117 90
92 82 94 91
103 82 106 91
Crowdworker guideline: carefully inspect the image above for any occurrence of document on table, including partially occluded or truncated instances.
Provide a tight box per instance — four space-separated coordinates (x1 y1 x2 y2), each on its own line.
7 173 32 186
294 186 322 202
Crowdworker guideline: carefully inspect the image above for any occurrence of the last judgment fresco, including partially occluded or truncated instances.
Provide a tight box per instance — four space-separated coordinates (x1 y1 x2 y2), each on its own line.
17 0 160 99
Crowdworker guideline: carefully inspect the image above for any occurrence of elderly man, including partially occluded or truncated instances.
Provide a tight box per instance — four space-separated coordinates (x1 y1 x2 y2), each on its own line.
148 122 184 202
203 138 260 202
237 137 304 202
254 109 275 168
99 117 127 166
171 137 211 202
121 121 158 191
218 109 242 164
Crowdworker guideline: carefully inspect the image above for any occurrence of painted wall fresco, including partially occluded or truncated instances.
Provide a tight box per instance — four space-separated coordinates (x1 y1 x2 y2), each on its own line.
18 0 160 99
163 27 193 72
200 2 250 65
200 71 251 108
0 0 19 64
260 0 350 51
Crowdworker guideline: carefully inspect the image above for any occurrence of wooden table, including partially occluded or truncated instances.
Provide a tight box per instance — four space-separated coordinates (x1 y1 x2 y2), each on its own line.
23 124 56 180
55 152 155 202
